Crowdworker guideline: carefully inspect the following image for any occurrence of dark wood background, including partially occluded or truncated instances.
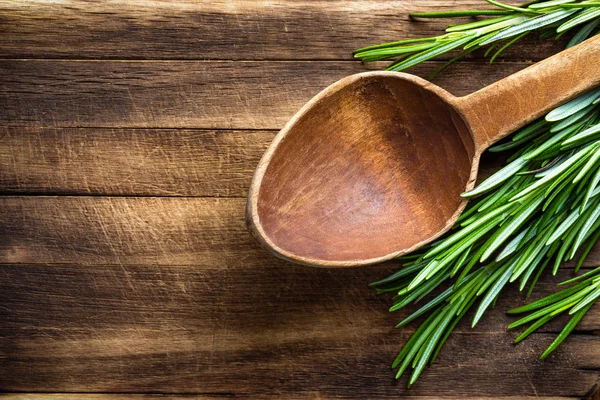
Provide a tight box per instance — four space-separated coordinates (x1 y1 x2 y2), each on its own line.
0 1 599 398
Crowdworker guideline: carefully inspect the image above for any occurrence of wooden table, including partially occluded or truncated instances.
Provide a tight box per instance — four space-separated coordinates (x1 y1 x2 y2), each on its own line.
1 1 599 398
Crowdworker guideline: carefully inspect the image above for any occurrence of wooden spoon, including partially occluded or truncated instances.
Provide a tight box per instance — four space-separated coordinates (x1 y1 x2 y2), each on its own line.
247 35 600 267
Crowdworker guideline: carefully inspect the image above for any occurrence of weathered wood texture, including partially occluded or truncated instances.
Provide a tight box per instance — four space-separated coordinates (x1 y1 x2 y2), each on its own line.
0 397 581 400
0 262 598 397
0 123 506 198
1 0 599 398
1 196 599 268
0 127 272 197
0 1 568 61
0 60 530 129
0 130 570 198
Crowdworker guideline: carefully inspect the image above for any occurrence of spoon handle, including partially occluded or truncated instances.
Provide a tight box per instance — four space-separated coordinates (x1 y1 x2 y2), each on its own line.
454 34 600 152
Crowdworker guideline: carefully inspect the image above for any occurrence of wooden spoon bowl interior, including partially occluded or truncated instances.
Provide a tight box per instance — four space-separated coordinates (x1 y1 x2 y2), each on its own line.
252 73 477 266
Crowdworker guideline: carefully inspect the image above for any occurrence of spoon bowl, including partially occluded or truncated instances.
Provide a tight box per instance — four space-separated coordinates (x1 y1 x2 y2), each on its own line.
247 36 600 267
250 73 475 265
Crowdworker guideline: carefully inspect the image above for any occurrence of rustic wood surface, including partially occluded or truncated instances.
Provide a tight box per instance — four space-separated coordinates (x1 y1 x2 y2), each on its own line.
0 0 598 398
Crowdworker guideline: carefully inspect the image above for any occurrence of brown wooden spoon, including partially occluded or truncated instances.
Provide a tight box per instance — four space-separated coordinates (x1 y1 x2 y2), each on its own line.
247 35 600 267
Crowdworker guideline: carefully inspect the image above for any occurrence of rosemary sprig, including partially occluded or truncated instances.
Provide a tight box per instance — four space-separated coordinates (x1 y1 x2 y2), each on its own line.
354 0 600 77
375 95 600 386
508 266 600 359
361 1 600 387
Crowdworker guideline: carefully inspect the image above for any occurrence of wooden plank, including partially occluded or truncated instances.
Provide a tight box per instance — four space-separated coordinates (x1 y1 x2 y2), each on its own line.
0 1 567 61
0 396 580 400
0 60 531 129
0 128 504 197
0 127 273 197
1 196 599 267
0 196 254 266
0 263 598 396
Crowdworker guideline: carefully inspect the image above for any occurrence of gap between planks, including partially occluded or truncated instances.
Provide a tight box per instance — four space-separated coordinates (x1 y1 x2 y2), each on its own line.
0 394 588 399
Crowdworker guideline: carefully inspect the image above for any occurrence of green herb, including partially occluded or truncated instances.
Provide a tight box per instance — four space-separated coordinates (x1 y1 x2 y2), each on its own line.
354 0 600 77
374 97 600 385
358 1 600 387
508 266 600 359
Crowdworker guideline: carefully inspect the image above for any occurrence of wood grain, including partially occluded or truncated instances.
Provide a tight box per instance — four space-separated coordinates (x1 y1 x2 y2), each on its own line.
0 129 504 198
0 127 272 197
0 396 579 400
2 0 599 397
0 60 531 129
0 263 598 396
1 196 599 267
0 0 568 61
